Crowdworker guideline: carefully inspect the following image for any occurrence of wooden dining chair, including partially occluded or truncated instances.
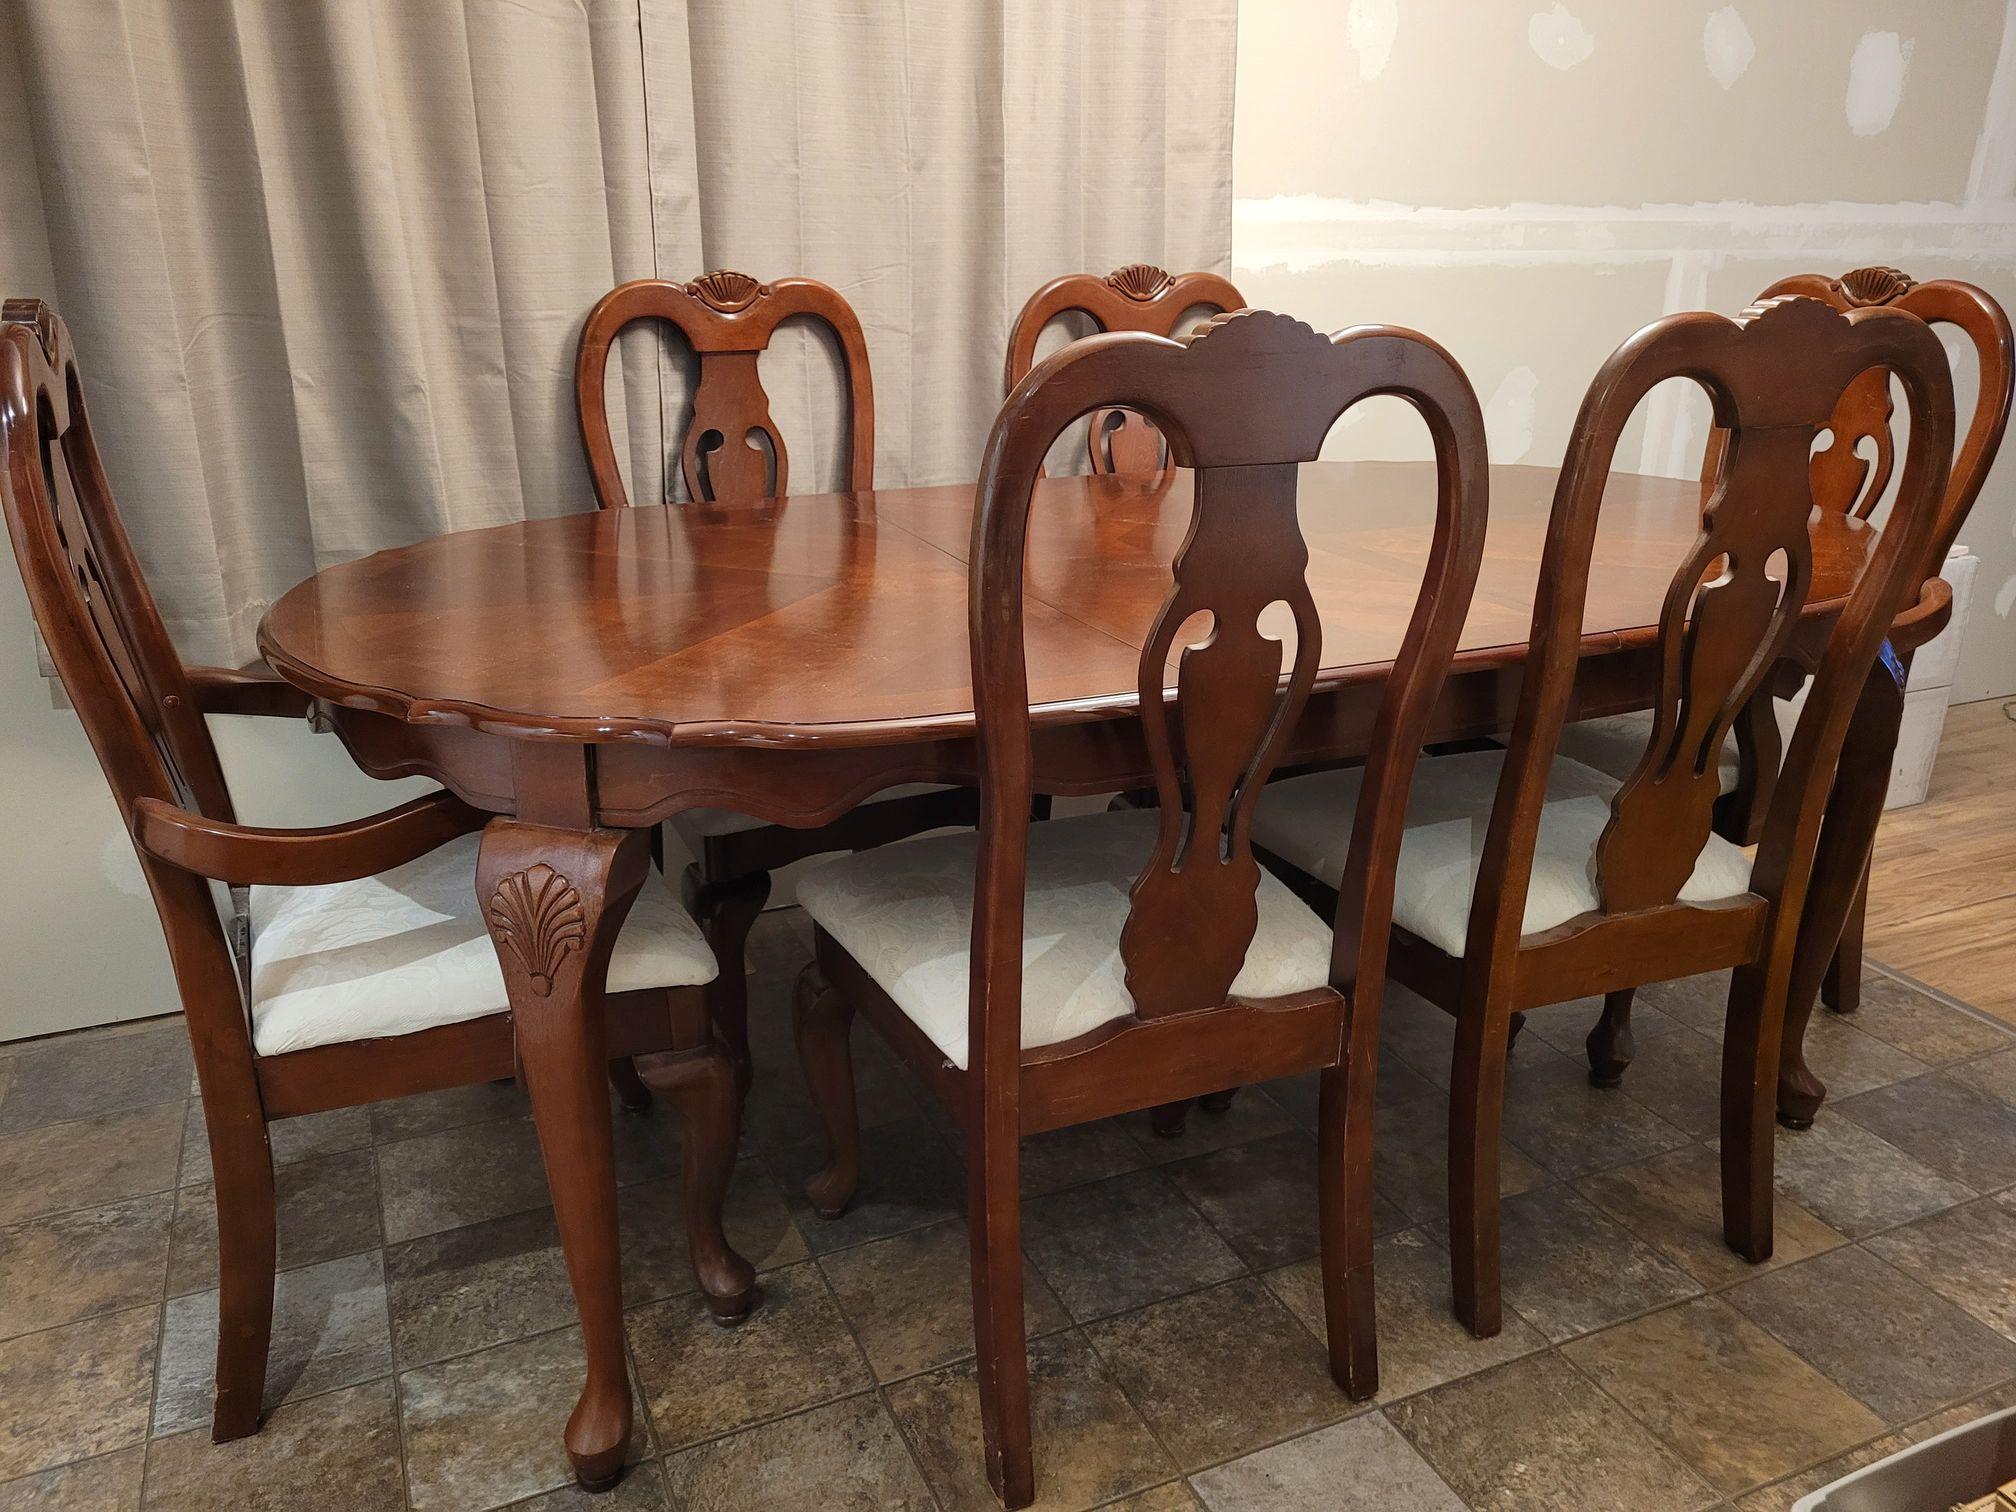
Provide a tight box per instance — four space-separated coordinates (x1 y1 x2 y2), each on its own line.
1557 267 2011 1097
0 298 749 1449
575 272 979 1090
1004 263 1244 474
1253 295 1956 1338
788 309 1486 1506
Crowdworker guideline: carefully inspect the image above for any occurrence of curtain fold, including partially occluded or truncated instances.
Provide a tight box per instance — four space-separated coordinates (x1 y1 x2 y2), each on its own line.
0 0 1236 665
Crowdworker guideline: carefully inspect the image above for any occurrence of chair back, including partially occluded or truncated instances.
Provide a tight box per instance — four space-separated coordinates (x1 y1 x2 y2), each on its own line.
575 272 874 507
1004 265 1244 473
967 309 1487 1075
1706 266 2012 567
1475 297 1954 967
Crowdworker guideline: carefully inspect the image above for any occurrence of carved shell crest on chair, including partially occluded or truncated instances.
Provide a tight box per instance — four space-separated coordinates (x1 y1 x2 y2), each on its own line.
1184 305 1326 356
1107 263 1176 301
1736 293 1851 334
1839 265 1916 306
684 270 769 313
487 863 587 996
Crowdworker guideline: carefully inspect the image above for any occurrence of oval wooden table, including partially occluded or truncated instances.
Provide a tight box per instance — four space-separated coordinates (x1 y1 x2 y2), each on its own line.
259 460 1880 1487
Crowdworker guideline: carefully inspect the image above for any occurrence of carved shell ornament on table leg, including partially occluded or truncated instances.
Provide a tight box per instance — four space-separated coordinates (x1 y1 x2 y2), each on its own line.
684 270 769 313
1106 263 1176 302
1839 265 1915 306
488 864 588 996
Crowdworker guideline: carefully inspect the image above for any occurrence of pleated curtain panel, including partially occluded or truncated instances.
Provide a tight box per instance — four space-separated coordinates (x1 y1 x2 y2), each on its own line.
0 0 1236 666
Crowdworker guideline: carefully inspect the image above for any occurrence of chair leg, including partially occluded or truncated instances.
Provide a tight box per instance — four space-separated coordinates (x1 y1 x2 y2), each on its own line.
209 1121 277 1441
646 1046 759 1323
793 961 861 1219
1506 1011 1528 1054
1149 1099 1193 1137
1449 997 1513 1338
1721 961 1781 1264
688 866 770 1096
969 1109 1034 1508
1198 1088 1237 1113
1821 873 1867 1015
1586 990 1636 1088
1316 1061 1378 1398
607 1056 653 1113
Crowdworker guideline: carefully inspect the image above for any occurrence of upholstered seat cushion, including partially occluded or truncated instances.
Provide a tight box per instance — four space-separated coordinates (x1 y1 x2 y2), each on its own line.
1252 749 1754 958
1556 712 1740 796
248 833 718 1057
794 808 1334 1070
672 784 956 842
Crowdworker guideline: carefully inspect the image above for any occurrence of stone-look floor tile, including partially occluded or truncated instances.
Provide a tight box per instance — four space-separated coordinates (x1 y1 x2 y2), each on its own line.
1428 1184 1699 1343
511 1458 669 1510
1018 1119 1147 1197
1761 1110 1975 1237
1869 1196 2016 1339
0 1444 143 1510
627 1261 870 1450
819 1219 1068 1383
1517 995 1687 1060
0 1193 172 1340
1266 1228 1547 1402
1638 970 1735 1034
617 1162 808 1307
1594 1025 1726 1139
1726 1245 2016 1421
1191 1413 1466 1511
1084 1277 1351 1471
1788 1010 1936 1104
1379 987 1456 1089
153 1251 391 1437
1562 1295 1884 1496
0 1306 157 1482
773 1114 964 1255
1840 973 2013 1065
1023 1170 1244 1323
608 1096 685 1189
0 1023 192 1135
1101 1484 1200 1511
0 1101 183 1227
1119 1088 1296 1162
368 1079 528 1143
1263 1056 1437 1129
386 1207 575 1369
1837 1073 2016 1192
663 1392 935 1511
178 1101 372 1187
1500 1043 1693 1180
166 1148 380 1297
886 1328 1173 1512
1388 1350 1717 1512
377 1116 551 1244
1370 1094 1548 1225
1167 1132 1325 1270
141 1379 403 1511
1577 1144 1845 1287
1953 1046 2016 1109
399 1326 650 1511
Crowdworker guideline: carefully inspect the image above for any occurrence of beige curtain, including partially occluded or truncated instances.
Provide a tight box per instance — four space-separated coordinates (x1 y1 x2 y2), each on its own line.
0 0 1236 666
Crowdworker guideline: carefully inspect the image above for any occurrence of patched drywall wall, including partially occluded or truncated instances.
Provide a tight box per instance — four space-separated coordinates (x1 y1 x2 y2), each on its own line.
1235 0 2016 702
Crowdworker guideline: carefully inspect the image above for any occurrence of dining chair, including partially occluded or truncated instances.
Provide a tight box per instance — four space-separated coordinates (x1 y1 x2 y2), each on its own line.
789 309 1487 1506
1004 263 1244 474
0 298 738 1444
1557 267 2011 1094
575 272 979 1091
1252 294 1956 1337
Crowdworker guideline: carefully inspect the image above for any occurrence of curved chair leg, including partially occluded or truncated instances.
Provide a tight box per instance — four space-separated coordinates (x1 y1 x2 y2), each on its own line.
209 1120 277 1441
1449 995 1513 1338
607 1055 653 1113
645 1046 759 1323
793 961 861 1218
1149 1099 1193 1138
1506 1011 1528 1054
1316 1060 1378 1398
1198 1088 1238 1114
1721 960 1782 1263
1586 990 1636 1088
689 866 770 1097
970 1110 1034 1508
1821 874 1867 1016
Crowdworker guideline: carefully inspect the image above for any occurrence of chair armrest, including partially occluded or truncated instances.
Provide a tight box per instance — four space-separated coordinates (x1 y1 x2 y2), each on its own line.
1888 575 1953 656
133 791 489 887
185 662 314 719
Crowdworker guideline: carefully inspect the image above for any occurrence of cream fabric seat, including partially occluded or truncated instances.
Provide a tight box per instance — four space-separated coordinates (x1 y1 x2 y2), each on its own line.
672 784 956 841
1252 749 1754 959
248 833 718 1057
794 809 1335 1070
1557 712 1740 795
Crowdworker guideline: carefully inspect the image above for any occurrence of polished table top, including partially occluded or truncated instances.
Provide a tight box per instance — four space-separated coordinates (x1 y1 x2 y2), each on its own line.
259 461 1877 748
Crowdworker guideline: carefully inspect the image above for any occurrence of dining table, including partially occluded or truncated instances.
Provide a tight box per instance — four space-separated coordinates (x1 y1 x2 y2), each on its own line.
256 457 1886 1486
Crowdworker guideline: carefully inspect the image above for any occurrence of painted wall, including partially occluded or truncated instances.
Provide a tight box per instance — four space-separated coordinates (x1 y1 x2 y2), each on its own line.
1233 0 2016 702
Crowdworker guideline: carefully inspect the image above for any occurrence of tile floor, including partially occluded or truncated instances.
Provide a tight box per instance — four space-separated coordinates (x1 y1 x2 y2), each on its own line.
5 910 2016 1509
